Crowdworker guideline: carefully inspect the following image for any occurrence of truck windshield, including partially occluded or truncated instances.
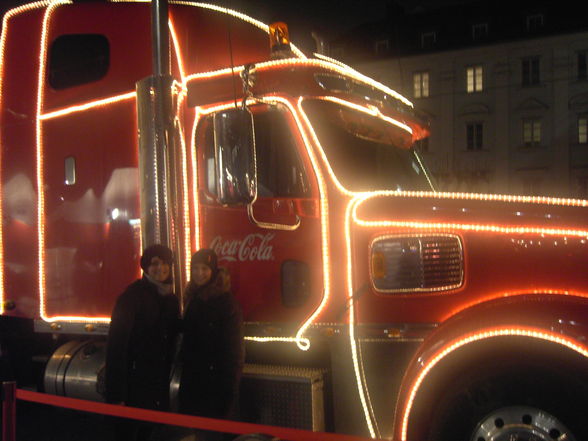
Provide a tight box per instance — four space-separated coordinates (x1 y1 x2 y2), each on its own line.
301 99 433 192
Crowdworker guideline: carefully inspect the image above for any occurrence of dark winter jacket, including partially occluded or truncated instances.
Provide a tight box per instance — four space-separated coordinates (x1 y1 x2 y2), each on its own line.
179 268 244 418
105 276 180 409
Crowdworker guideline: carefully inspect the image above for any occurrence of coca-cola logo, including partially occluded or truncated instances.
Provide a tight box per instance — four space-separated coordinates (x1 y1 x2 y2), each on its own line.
210 233 275 262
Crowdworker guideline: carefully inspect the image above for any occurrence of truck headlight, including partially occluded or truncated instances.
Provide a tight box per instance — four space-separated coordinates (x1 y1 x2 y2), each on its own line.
370 234 463 293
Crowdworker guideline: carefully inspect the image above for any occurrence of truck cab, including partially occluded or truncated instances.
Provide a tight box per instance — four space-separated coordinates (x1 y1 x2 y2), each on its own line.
2 2 588 441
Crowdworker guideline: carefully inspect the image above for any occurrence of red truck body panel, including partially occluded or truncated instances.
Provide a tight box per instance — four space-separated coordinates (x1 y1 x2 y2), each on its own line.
2 2 588 440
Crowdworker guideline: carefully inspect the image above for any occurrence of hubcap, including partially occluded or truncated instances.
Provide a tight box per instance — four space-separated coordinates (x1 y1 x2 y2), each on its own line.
471 406 576 441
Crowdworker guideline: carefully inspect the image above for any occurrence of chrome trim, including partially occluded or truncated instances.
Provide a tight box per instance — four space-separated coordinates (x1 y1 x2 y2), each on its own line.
247 202 301 231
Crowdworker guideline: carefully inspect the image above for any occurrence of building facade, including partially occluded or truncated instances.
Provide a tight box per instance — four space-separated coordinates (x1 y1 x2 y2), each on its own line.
332 1 588 198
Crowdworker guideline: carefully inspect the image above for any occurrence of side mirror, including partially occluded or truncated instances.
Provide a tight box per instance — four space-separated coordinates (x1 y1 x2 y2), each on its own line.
214 108 256 205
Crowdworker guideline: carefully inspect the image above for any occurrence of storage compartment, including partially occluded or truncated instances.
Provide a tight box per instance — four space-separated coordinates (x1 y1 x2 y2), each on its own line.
239 364 326 431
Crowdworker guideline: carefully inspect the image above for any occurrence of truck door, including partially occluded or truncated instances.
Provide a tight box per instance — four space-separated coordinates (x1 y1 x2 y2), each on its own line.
39 4 151 320
196 103 323 326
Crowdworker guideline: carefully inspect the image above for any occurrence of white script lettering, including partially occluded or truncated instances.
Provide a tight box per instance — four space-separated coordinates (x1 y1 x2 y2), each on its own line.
210 233 275 262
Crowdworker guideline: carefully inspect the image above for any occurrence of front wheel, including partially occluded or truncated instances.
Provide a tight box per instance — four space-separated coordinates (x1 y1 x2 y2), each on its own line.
426 365 588 441
471 405 575 441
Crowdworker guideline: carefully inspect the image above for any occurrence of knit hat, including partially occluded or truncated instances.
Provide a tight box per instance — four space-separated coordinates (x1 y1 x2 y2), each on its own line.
140 244 174 272
190 249 218 273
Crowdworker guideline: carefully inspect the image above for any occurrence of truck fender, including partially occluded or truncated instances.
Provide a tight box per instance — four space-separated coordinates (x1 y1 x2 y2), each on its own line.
393 292 588 441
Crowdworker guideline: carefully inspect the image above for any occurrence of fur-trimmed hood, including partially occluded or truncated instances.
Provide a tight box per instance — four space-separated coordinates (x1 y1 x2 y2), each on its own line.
183 267 231 307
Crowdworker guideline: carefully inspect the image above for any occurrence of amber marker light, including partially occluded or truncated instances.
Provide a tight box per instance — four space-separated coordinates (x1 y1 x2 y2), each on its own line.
268 22 292 58
398 327 588 441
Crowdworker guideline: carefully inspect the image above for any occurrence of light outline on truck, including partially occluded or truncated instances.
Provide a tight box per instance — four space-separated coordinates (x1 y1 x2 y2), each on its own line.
397 326 588 441
112 0 309 59
189 96 332 353
344 192 588 437
350 193 588 238
185 57 414 109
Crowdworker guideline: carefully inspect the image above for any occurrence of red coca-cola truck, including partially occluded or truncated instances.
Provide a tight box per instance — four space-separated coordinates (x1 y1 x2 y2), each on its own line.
1 2 588 441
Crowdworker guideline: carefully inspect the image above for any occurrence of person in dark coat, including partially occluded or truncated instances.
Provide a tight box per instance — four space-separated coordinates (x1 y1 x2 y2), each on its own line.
105 244 180 441
179 249 245 423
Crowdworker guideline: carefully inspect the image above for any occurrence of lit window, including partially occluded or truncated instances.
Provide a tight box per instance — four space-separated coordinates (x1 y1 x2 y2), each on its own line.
522 57 540 86
413 72 430 98
421 32 436 49
523 119 541 146
526 14 544 31
578 51 587 81
472 23 488 40
466 66 483 93
466 123 483 150
579 117 588 144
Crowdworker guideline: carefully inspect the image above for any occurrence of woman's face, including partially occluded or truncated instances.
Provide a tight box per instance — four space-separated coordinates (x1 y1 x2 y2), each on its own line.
147 256 171 282
192 263 212 286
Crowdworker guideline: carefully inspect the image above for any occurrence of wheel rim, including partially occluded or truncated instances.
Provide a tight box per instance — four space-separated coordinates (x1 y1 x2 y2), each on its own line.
470 406 576 441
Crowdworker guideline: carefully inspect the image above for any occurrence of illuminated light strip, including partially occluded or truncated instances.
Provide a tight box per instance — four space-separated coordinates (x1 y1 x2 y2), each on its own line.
354 217 588 238
312 52 351 69
244 336 310 346
344 193 588 436
312 52 413 108
351 191 588 238
297 97 353 196
168 17 192 281
43 315 110 323
170 2 307 59
185 57 413 108
413 151 435 190
37 0 73 322
190 107 202 251
297 101 588 209
195 96 331 351
285 97 331 352
298 94 383 434
0 1 54 315
357 339 381 437
109 0 307 59
442 289 588 323
175 93 192 281
365 189 588 208
317 95 413 134
39 92 136 120
345 197 377 438
398 327 588 441
168 18 186 81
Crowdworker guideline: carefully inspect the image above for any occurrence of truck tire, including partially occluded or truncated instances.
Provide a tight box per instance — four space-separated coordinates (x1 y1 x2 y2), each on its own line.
425 363 588 441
